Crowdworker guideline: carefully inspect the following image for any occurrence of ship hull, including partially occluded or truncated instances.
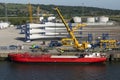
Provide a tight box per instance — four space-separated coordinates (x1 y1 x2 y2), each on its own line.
8 53 107 63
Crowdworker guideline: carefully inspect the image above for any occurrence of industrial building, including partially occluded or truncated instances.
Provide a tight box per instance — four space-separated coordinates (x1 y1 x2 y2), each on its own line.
0 22 10 29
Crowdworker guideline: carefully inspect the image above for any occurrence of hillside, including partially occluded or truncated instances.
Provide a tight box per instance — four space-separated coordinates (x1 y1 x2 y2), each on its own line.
0 3 120 24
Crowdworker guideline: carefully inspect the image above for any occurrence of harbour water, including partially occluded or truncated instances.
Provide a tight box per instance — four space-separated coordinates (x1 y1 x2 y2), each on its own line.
0 61 120 80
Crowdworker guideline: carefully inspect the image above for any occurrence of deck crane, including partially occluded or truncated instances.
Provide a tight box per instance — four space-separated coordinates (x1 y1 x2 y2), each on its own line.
54 7 91 50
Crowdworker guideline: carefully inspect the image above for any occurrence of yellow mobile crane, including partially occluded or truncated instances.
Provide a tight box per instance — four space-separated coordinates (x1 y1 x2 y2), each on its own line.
54 7 90 50
100 40 117 49
61 23 86 46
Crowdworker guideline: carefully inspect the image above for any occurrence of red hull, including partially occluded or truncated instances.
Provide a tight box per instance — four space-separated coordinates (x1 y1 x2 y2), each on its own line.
8 53 107 63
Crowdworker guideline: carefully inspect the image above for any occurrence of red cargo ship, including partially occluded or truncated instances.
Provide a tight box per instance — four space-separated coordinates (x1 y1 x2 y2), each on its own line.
8 52 107 63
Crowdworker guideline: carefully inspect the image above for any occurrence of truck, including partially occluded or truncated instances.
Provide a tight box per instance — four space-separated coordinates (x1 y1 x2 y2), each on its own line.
49 40 62 47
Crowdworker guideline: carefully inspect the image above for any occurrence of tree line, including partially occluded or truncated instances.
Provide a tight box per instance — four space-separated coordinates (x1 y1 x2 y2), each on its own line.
0 3 120 25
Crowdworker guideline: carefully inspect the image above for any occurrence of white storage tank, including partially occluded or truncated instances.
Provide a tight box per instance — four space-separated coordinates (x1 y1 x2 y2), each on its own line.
87 17 95 23
47 17 56 21
39 17 44 22
73 16 82 23
99 16 109 23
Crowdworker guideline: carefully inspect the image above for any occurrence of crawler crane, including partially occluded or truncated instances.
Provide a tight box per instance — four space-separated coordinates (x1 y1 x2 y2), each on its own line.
54 7 91 51
61 23 86 46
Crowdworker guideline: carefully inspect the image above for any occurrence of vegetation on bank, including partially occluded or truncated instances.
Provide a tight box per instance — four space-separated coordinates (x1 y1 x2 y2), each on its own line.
0 3 120 25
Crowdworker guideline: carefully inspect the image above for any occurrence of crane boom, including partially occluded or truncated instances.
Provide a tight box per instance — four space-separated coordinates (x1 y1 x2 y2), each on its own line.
61 23 86 46
37 6 40 23
72 23 86 32
54 7 89 50
28 3 33 23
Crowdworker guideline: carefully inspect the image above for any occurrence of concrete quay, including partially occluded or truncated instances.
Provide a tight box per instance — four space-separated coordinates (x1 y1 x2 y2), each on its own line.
0 25 120 62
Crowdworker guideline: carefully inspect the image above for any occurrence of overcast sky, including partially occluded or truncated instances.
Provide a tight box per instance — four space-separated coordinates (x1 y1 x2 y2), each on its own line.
1 0 120 10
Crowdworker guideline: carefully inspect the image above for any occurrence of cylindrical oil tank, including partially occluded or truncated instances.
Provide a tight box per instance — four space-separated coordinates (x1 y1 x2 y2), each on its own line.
39 17 44 22
48 17 56 21
99 16 109 23
73 16 82 23
87 17 95 23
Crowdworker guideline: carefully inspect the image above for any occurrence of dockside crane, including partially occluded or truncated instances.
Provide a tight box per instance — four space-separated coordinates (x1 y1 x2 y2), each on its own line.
37 6 40 23
54 7 90 50
61 22 86 46
28 3 33 23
